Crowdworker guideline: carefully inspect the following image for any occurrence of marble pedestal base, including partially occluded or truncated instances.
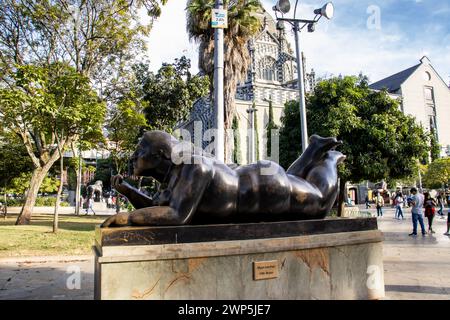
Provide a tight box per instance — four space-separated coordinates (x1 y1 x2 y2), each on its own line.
94 218 385 300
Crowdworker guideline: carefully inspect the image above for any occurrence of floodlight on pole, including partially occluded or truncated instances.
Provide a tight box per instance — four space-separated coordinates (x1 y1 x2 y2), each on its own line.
273 0 291 14
314 2 334 20
272 1 334 153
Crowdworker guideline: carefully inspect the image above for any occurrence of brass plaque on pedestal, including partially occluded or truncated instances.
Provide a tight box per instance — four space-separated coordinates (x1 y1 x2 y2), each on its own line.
253 260 279 280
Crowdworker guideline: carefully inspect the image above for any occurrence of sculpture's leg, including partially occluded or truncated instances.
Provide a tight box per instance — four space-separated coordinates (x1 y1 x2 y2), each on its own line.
287 135 341 179
100 212 130 227
289 151 346 219
100 206 183 227
127 206 182 225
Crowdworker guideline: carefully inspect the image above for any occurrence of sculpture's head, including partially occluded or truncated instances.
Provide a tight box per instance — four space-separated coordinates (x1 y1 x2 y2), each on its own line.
131 131 178 178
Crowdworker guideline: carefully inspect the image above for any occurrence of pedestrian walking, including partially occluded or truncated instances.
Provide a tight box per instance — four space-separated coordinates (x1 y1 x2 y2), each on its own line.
85 196 96 215
375 192 384 217
409 187 426 237
403 194 408 208
424 193 436 234
437 193 445 218
395 192 404 220
444 207 450 236
365 194 371 209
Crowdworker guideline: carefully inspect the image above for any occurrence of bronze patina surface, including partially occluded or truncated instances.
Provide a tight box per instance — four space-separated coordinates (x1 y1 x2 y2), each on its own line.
101 131 345 227
97 218 378 246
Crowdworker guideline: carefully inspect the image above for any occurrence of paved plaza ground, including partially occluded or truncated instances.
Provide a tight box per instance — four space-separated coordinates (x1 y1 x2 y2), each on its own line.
0 206 449 300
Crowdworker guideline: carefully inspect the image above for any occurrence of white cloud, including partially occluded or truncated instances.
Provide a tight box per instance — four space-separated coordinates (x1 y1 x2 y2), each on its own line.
144 0 450 85
145 1 199 72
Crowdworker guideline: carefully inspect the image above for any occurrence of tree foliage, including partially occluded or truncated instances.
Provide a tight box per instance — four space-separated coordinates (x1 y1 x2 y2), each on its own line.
280 75 430 212
107 96 148 174
254 104 260 161
430 128 441 162
0 63 105 167
0 0 168 82
6 172 60 195
232 115 241 164
265 97 278 159
142 57 210 132
422 158 450 189
0 63 105 224
0 133 32 187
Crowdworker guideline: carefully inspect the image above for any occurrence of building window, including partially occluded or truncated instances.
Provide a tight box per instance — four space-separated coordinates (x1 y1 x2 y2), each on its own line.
426 104 436 117
424 71 431 81
258 56 277 81
429 115 437 130
424 86 434 102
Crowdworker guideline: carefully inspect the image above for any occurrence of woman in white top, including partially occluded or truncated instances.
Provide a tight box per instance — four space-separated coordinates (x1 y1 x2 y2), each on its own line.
395 193 404 220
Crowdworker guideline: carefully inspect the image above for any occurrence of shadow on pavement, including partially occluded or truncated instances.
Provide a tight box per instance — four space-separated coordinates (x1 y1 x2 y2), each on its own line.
0 260 94 300
386 285 450 295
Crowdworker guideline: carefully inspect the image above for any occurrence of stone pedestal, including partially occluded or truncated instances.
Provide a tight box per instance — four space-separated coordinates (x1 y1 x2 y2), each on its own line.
94 218 385 300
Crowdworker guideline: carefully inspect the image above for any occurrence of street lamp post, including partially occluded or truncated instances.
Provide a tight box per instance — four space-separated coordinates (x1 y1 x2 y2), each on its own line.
246 105 257 163
273 1 334 154
293 20 308 153
213 0 226 163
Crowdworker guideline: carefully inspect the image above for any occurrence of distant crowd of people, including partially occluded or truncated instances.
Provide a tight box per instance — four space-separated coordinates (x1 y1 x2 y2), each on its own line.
408 188 450 236
366 189 450 237
81 192 130 215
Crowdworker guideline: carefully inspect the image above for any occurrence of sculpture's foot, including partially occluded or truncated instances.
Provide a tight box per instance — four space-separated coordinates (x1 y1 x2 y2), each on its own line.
287 135 342 178
101 212 130 228
308 135 342 156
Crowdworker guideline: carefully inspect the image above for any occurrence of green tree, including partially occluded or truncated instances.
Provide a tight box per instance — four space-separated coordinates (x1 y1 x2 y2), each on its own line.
254 104 260 161
6 172 60 195
232 115 242 164
265 97 278 159
422 158 450 189
186 0 262 146
279 75 429 216
0 0 168 81
0 63 106 225
430 128 441 162
107 97 148 175
142 57 210 132
0 134 33 188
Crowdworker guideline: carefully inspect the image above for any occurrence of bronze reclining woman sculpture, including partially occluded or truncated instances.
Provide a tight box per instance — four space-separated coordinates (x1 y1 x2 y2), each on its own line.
101 130 345 227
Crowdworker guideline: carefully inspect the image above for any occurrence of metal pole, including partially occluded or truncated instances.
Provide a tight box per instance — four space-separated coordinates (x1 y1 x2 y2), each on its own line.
213 0 225 163
76 144 82 215
418 166 423 191
247 107 254 163
293 21 309 153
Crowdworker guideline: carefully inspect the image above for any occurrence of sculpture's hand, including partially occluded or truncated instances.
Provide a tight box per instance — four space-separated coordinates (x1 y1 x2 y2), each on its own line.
111 175 130 195
101 212 130 228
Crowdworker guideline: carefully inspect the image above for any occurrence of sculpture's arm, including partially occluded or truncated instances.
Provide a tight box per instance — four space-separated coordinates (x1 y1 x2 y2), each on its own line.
101 163 213 227
111 175 154 209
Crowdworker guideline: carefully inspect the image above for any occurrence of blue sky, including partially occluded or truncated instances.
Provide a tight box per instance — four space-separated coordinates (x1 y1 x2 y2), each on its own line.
145 0 450 84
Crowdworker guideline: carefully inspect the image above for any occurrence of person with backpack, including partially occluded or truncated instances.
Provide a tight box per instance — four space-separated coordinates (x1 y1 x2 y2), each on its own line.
424 192 436 234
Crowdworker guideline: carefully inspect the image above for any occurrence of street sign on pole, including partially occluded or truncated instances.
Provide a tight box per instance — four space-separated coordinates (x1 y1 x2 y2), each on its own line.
211 8 228 28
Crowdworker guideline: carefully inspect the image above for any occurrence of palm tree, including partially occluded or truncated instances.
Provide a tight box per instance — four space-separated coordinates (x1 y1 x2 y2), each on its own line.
186 0 262 156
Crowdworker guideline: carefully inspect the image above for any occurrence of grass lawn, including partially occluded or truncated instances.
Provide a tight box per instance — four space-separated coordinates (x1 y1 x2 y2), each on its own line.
0 214 106 257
